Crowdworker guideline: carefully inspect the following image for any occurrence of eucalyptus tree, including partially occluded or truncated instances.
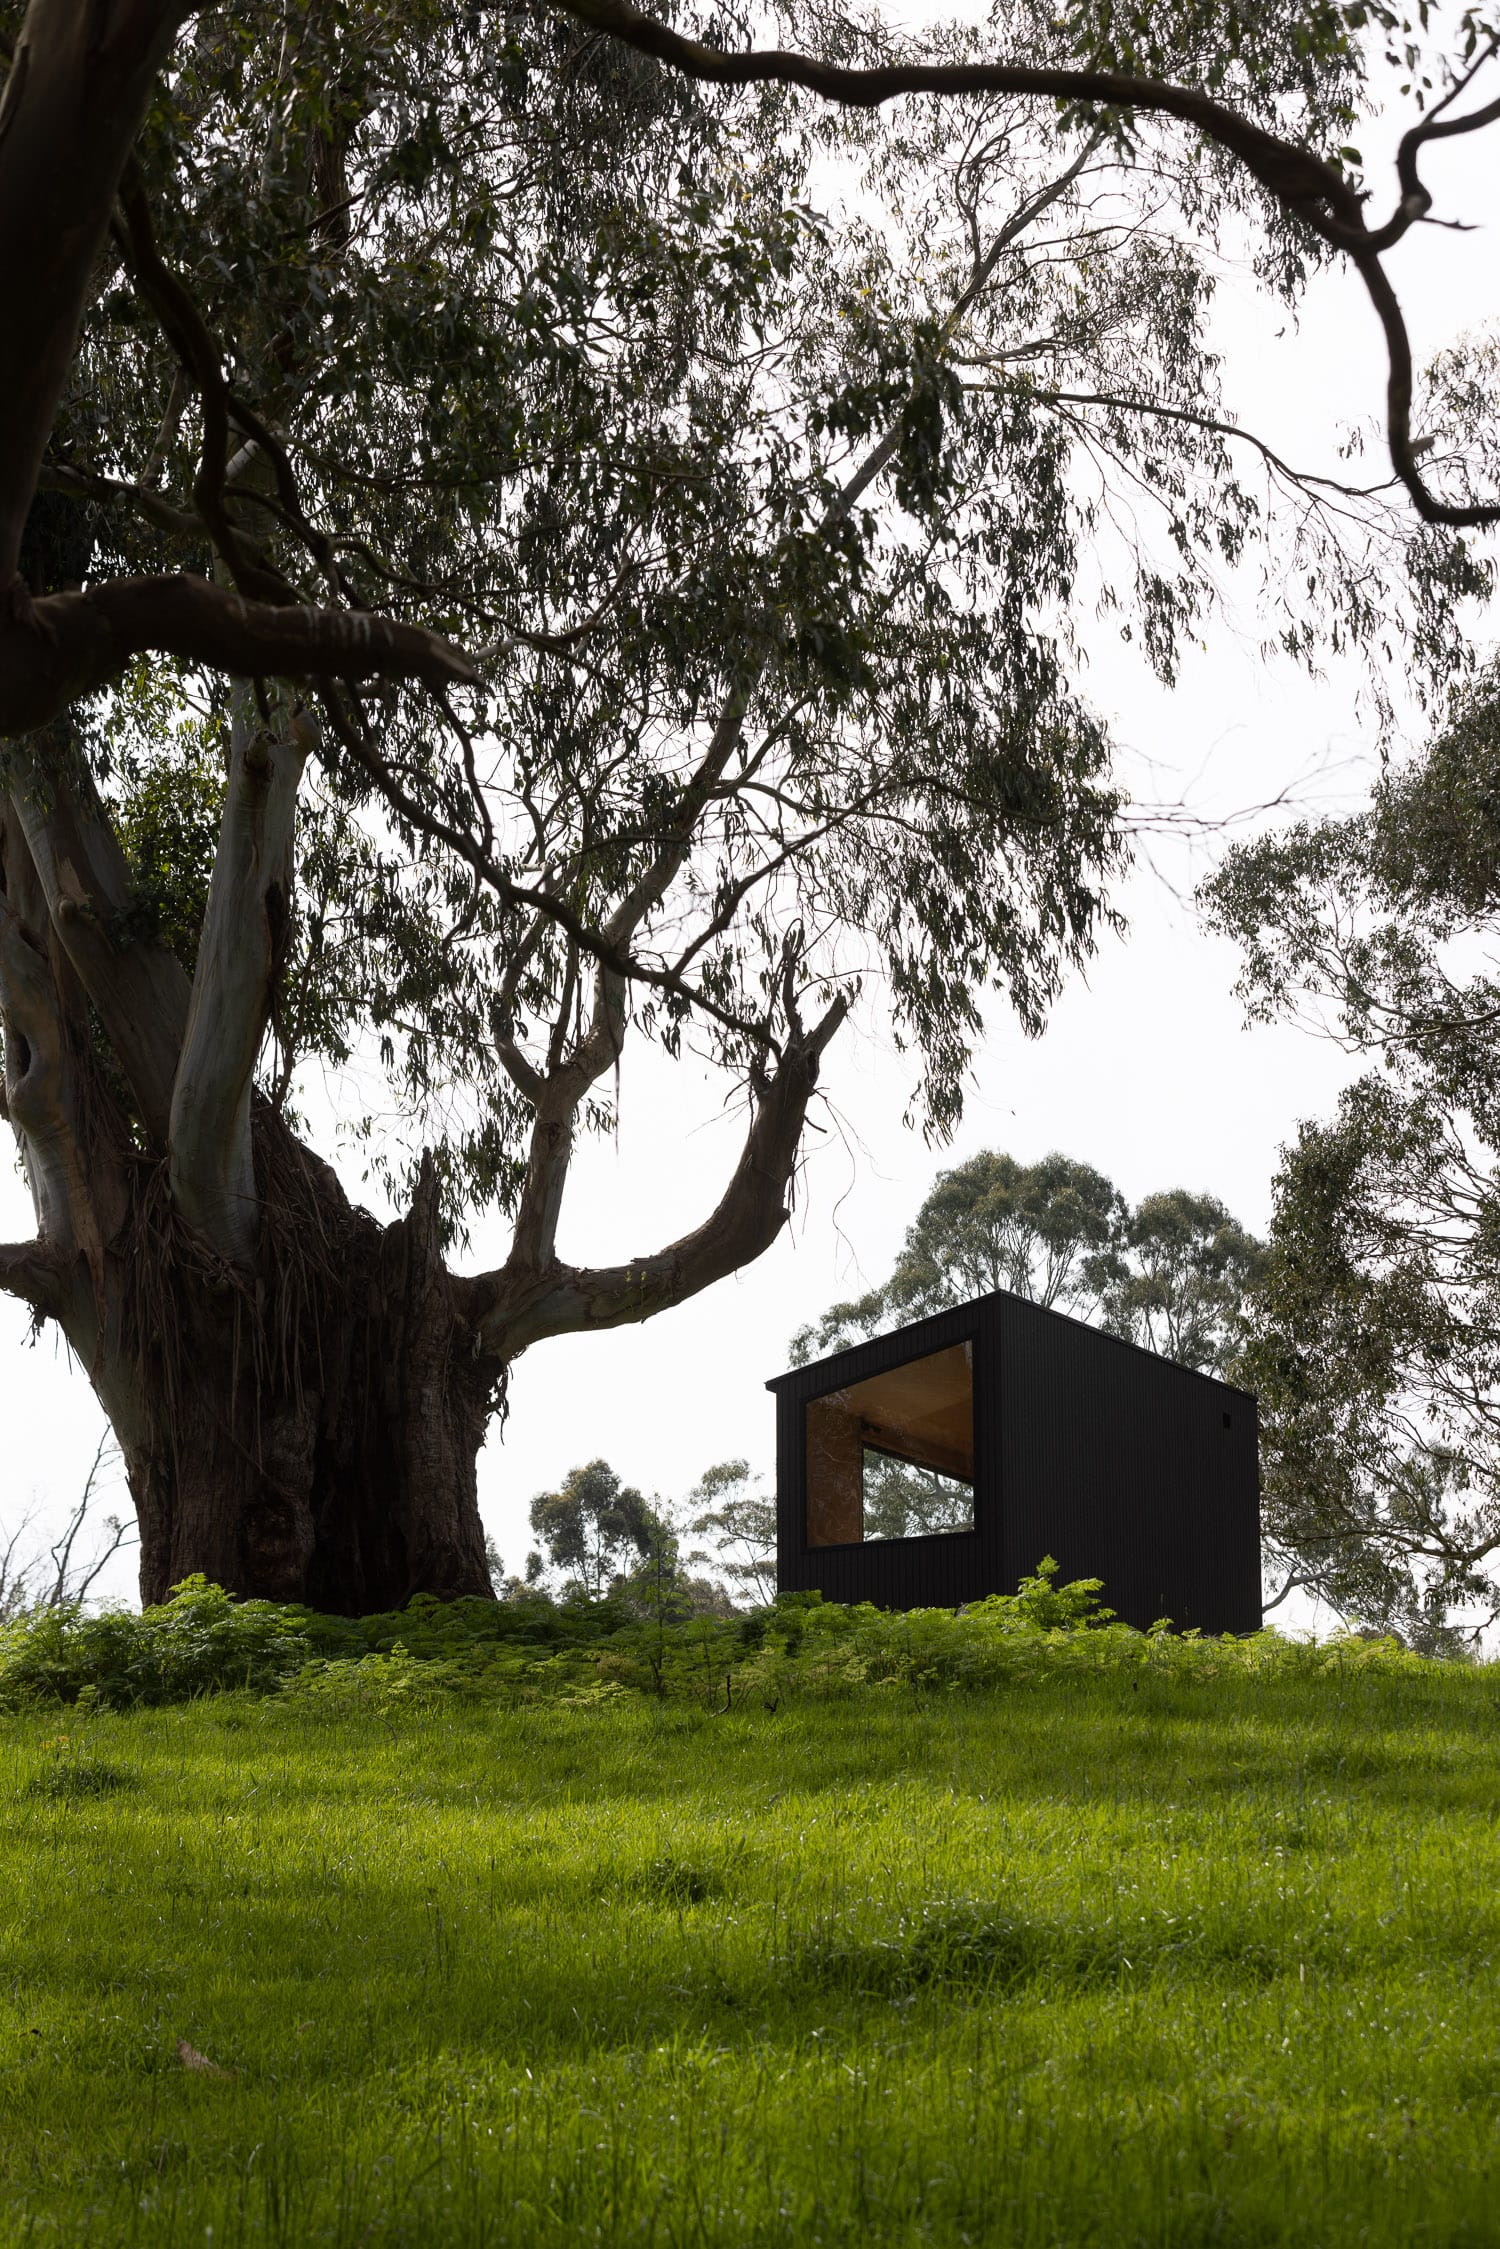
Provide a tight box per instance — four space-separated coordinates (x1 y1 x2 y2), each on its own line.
1207 667 1500 1641
0 0 1497 1610
790 1150 1124 1359
791 1149 1261 1375
528 1459 656 1601
688 1460 778 1605
1100 1191 1266 1375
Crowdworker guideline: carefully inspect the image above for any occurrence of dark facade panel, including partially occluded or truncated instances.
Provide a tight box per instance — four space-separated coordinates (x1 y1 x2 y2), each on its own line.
768 1289 1260 1634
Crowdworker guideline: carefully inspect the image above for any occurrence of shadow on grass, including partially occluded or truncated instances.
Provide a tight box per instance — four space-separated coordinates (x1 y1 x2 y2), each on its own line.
796 1895 1290 1999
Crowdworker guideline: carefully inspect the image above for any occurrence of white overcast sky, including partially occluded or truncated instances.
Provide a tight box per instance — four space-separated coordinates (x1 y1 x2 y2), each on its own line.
2 69 1496 1610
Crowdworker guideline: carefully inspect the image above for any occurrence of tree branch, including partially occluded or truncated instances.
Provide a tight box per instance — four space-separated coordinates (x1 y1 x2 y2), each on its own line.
0 1236 73 1316
474 167 1058 1253
1015 388 1396 504
0 573 478 736
111 160 356 608
560 0 1359 214
38 459 207 545
503 944 626 1275
6 727 191 1147
334 710 786 1053
0 0 197 586
557 0 1500 530
0 891 81 1248
0 807 123 1286
473 991 849 1356
167 707 310 1263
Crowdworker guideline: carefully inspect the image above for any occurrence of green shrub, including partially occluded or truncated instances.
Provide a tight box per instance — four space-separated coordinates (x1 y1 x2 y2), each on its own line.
0 1559 1444 1716
0 1576 312 1710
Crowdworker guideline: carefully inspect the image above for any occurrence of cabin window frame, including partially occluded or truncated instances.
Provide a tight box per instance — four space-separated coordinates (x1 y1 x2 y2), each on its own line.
798 1320 985 1554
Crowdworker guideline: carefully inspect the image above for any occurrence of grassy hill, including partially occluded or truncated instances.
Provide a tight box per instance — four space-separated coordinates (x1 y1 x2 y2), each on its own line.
3 1595 1500 2245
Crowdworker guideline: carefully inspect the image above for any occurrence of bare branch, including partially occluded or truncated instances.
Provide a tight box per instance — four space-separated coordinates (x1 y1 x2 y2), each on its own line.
1017 388 1396 504
1390 41 1500 234
333 710 784 1053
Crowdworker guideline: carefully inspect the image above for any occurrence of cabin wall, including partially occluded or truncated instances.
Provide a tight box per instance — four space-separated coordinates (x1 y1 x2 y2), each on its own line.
770 1289 1260 1633
991 1294 1260 1634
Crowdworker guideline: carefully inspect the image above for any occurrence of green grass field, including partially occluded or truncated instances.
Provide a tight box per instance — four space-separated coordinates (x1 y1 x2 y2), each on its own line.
6 1635 1500 2246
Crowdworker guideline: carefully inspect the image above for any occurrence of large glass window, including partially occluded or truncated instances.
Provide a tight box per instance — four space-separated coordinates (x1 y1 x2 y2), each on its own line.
804 1341 975 1546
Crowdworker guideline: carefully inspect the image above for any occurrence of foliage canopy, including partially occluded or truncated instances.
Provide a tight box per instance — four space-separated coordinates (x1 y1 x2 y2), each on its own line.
29 0 1499 1222
1208 666 1500 1643
792 1147 1262 1377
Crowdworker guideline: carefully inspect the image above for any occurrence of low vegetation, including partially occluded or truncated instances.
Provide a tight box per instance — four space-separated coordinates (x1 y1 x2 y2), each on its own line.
3 1580 1500 2244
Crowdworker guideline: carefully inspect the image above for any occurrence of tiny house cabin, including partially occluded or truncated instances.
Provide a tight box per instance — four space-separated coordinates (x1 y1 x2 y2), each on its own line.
767 1292 1261 1634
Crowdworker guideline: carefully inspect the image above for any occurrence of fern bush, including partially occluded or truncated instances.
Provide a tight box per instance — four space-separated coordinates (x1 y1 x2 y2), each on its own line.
0 1558 1439 1714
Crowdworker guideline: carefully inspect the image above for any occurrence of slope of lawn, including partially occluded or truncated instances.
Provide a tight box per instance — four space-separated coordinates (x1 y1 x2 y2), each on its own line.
3 1598 1500 2246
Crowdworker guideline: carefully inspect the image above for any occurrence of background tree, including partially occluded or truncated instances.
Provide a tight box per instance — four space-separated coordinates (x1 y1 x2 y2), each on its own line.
794 1148 1261 1377
0 0 1495 1611
792 1150 1123 1357
688 1461 778 1605
528 1458 656 1602
1100 1191 1267 1375
0 1434 134 1623
1206 665 1500 1645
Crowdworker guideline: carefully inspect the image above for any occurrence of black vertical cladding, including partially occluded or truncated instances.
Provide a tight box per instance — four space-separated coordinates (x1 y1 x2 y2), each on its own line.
768 1288 1260 1634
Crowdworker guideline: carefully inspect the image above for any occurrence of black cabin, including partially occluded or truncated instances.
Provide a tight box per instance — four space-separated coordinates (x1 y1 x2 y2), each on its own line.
767 1292 1261 1634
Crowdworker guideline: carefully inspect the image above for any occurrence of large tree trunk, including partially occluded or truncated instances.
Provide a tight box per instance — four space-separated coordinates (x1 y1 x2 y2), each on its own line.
116 1116 497 1611
0 713 494 1614
0 703 843 1617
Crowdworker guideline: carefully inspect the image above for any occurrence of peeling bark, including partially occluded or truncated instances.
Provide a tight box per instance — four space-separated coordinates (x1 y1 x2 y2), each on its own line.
0 800 129 1261
0 800 140 1432
0 1238 71 1315
125 1124 495 1610
0 883 87 1247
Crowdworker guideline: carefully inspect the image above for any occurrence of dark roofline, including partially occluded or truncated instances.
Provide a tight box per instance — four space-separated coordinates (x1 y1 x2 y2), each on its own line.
766 1284 1257 1404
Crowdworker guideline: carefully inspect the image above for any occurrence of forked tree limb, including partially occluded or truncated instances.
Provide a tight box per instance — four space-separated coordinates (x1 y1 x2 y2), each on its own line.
556 0 1500 530
472 991 849 1355
504 947 627 1275
493 171 1108 1282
